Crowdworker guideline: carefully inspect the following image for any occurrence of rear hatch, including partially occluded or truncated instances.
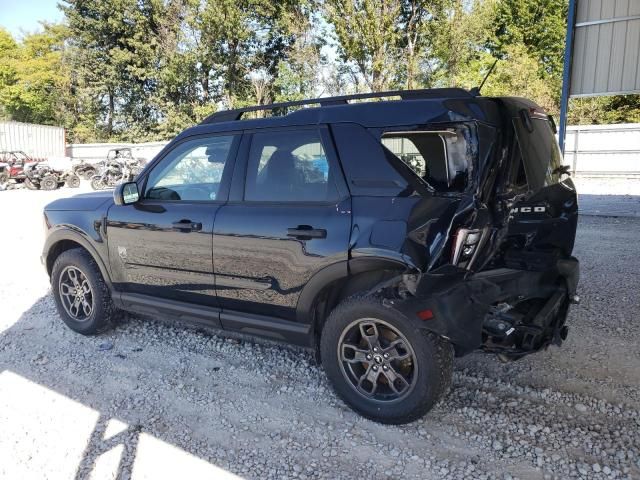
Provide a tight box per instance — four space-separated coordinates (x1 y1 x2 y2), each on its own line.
494 99 578 271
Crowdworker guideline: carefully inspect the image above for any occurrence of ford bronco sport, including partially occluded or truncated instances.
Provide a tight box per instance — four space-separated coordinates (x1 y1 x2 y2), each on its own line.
42 88 579 424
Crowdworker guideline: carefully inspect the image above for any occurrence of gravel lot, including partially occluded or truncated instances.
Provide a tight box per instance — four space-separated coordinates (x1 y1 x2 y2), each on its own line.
1 179 639 480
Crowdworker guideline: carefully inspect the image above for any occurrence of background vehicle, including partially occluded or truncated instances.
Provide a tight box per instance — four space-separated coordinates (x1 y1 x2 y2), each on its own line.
42 89 579 424
24 161 80 190
0 150 38 185
71 159 98 181
90 148 144 190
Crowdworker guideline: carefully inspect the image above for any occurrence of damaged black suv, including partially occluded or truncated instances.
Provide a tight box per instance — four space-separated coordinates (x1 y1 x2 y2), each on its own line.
42 88 579 424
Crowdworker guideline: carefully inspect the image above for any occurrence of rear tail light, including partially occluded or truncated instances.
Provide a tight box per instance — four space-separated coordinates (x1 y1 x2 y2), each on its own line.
452 227 488 269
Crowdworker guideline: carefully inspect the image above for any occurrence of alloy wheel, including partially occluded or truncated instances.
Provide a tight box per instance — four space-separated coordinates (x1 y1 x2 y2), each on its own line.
337 318 418 402
58 266 93 321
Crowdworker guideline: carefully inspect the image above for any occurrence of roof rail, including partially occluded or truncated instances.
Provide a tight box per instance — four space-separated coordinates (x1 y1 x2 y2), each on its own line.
200 87 474 124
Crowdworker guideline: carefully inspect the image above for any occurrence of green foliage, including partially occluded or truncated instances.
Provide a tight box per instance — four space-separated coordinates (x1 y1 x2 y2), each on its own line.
491 0 567 83
325 0 402 91
0 25 74 125
569 95 640 125
0 0 637 142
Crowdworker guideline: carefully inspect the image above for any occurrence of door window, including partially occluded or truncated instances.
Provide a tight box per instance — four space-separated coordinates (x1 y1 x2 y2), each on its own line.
145 135 238 201
244 130 338 202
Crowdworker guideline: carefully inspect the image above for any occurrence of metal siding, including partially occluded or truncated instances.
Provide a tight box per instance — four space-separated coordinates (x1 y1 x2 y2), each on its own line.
563 123 640 175
570 0 640 96
0 122 66 159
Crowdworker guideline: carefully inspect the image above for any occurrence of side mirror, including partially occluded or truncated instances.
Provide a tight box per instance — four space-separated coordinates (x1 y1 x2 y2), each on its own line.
114 182 140 205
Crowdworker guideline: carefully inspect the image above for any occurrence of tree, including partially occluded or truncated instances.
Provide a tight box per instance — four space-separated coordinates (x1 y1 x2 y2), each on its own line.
397 0 451 89
0 25 75 126
490 0 567 85
428 0 497 88
325 0 402 91
61 0 165 140
454 44 557 113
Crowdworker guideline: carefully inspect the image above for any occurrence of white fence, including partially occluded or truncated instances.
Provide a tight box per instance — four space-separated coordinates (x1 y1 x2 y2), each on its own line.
0 121 66 160
65 123 640 176
563 124 640 176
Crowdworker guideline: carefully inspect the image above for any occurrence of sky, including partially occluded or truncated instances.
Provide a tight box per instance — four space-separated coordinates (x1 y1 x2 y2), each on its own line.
0 0 63 38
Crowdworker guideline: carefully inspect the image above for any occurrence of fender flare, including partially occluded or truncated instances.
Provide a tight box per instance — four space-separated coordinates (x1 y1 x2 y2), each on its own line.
295 255 417 328
43 227 113 291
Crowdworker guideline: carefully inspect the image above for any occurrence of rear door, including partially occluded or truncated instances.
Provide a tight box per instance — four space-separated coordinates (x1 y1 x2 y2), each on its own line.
501 107 578 261
212 126 351 322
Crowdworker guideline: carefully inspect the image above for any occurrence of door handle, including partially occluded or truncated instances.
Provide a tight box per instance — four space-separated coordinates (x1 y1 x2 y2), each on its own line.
172 219 202 232
287 225 327 240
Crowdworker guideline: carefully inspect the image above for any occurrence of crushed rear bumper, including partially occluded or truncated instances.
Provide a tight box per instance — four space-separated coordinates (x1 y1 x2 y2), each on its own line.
391 257 579 356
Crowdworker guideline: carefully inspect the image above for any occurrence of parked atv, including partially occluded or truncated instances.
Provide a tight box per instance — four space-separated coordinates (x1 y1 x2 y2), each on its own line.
0 151 38 185
24 162 81 190
71 159 98 181
90 148 143 190
90 159 134 190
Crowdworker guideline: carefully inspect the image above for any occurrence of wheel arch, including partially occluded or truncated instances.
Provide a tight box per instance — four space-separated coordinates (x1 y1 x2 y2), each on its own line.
44 229 113 291
296 256 417 356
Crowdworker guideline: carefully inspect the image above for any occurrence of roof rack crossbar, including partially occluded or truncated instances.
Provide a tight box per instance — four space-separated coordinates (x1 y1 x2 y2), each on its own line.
200 87 473 124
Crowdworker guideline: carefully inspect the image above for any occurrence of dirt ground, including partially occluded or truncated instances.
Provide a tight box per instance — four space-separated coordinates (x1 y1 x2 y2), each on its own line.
0 179 639 480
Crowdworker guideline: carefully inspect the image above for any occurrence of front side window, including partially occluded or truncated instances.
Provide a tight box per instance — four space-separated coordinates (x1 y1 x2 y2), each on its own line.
244 129 337 202
145 135 237 201
381 128 470 192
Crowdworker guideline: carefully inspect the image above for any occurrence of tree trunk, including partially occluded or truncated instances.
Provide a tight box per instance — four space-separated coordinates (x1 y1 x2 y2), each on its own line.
407 46 416 90
201 69 209 103
107 90 114 137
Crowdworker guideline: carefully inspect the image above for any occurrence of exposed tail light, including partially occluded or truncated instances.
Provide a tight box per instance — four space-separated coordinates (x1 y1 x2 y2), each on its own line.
452 227 488 269
417 309 434 321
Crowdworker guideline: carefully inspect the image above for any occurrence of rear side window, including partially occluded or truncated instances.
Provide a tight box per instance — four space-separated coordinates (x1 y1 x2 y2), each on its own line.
514 117 563 190
380 128 471 192
244 129 338 202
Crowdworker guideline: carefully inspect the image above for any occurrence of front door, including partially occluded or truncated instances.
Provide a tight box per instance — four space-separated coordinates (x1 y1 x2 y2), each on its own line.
213 126 351 322
107 133 240 308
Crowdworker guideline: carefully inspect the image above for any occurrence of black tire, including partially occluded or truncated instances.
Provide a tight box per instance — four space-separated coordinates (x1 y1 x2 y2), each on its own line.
24 177 39 190
66 174 81 188
41 175 58 190
0 171 8 184
90 176 103 190
320 296 453 424
51 248 120 335
82 168 96 181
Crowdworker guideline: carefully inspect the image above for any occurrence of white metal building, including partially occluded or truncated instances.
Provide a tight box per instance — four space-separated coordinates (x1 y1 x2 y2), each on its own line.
0 121 66 160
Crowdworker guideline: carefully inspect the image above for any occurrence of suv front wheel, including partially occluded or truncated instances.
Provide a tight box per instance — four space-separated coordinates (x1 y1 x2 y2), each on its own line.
51 248 119 335
320 296 453 424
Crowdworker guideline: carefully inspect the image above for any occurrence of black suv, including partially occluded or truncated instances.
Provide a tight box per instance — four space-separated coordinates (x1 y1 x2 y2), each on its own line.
42 88 579 424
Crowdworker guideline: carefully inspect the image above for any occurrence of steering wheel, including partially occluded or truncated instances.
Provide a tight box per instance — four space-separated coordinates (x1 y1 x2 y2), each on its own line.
180 185 213 201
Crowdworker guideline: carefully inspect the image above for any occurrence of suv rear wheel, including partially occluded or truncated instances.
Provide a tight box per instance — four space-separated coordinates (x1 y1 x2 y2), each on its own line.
51 248 119 334
320 296 453 424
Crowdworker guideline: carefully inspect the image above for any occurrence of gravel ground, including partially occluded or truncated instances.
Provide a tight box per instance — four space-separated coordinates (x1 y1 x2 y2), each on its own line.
0 179 639 480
